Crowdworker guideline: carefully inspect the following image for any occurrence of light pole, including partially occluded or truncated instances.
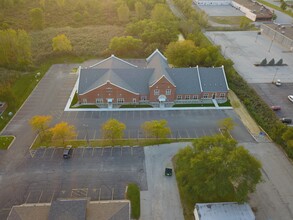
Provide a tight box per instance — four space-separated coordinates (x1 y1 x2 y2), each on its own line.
83 124 89 146
272 67 278 83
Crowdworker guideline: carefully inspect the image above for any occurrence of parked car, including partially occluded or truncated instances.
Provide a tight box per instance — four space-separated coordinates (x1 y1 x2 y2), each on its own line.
271 106 281 111
288 95 293 103
165 167 173 177
280 118 292 124
275 79 281 86
63 145 73 159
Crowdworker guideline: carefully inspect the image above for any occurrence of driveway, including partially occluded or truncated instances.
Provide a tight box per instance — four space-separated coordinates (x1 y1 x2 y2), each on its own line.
141 143 188 220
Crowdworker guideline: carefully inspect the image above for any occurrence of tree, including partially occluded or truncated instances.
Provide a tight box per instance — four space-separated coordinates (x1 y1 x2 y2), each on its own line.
165 40 198 67
101 118 126 145
135 2 146 20
175 135 262 203
117 3 130 23
30 8 44 30
0 29 32 69
218 118 236 131
141 120 171 139
52 34 72 52
280 1 287 10
29 115 52 140
50 121 77 144
109 36 143 57
151 3 176 25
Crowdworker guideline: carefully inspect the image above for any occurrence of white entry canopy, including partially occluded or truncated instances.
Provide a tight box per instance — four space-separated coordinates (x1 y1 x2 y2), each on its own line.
158 95 167 102
107 98 113 103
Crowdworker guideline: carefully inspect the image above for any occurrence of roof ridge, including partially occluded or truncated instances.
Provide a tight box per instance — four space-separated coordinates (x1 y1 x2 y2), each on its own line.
89 55 137 69
146 49 167 63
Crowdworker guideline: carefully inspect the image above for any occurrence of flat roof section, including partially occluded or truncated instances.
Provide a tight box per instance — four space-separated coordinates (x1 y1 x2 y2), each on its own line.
234 0 273 17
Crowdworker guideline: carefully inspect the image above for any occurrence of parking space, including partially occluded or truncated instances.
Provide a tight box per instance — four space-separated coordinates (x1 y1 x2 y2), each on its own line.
195 4 244 17
250 83 293 120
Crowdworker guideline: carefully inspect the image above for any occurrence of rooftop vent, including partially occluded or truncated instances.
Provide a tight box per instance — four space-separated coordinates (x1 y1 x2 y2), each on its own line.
281 31 285 34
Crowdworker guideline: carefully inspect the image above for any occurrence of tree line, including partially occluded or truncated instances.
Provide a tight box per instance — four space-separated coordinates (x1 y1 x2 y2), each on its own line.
29 115 171 145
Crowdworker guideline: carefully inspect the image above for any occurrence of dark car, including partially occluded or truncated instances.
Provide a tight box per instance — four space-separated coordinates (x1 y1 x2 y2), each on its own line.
280 118 292 124
63 145 73 159
271 106 281 111
165 168 173 176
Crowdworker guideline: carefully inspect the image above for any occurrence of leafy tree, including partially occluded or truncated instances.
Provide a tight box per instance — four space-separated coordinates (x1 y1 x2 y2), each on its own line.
55 0 65 8
141 120 171 139
109 36 143 57
218 117 236 131
0 29 31 69
117 3 130 23
151 3 176 25
30 8 44 30
101 118 126 145
165 40 198 67
280 1 287 10
52 34 72 52
29 115 52 140
135 1 146 20
175 135 262 203
50 121 77 144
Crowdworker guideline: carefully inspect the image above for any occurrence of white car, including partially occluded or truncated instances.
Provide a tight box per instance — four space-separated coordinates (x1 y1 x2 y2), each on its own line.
288 95 293 103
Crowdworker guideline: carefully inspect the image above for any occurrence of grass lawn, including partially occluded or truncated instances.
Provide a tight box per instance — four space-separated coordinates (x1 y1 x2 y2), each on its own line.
209 16 251 25
0 136 14 150
257 0 293 17
218 99 231 107
126 183 140 220
31 136 194 149
120 104 153 108
173 103 215 107
72 105 99 109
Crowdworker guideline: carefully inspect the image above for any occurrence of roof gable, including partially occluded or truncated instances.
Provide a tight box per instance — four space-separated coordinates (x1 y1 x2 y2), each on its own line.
147 49 176 87
89 55 137 69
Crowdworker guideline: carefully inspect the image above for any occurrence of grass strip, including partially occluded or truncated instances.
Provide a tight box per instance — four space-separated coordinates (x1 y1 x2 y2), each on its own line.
0 136 15 150
126 183 140 220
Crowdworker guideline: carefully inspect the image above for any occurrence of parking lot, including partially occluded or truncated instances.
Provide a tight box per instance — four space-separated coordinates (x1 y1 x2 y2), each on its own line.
196 5 244 17
250 83 293 120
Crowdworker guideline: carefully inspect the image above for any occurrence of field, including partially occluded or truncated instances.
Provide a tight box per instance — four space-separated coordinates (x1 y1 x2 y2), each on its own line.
209 16 252 26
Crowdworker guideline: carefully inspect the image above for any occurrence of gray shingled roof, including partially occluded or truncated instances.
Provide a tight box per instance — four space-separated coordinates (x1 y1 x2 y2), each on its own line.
48 198 88 220
198 67 228 92
147 50 176 87
78 68 154 95
89 55 137 69
167 68 201 94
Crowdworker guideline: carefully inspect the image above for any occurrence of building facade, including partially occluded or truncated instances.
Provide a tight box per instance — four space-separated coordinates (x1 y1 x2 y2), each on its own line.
77 50 229 108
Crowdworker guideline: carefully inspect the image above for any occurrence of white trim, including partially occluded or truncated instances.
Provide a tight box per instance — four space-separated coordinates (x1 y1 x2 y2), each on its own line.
76 66 81 93
221 65 230 90
146 49 167 62
149 75 176 88
89 55 137 68
196 66 203 92
79 81 139 96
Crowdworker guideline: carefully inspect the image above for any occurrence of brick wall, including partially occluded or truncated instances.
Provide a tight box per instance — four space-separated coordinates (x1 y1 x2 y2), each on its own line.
149 77 176 102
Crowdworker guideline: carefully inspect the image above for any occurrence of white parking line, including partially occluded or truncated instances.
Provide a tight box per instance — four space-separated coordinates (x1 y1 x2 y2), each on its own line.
110 147 113 156
131 147 133 156
50 148 56 160
25 192 31 203
41 148 47 158
112 188 114 200
38 191 43 203
101 148 104 156
194 129 198 138
93 129 97 139
120 147 122 156
98 188 101 200
186 129 190 138
91 148 94 157
90 111 93 118
81 148 85 158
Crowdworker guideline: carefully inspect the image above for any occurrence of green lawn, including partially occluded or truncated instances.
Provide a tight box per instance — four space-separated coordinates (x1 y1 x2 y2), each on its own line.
173 103 215 107
257 0 293 17
30 136 191 149
0 136 14 150
126 183 140 219
120 104 153 108
209 16 251 25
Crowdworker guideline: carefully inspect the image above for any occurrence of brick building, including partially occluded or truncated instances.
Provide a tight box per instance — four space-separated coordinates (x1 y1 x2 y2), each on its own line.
77 50 229 108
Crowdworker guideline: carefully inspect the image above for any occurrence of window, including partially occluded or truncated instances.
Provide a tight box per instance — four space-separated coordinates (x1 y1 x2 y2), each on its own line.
133 98 136 103
192 95 198 100
117 98 124 103
177 95 182 100
82 98 87 103
96 98 103 103
141 96 147 100
154 89 159 96
203 93 209 99
220 93 225 98
166 89 171 95
185 95 190 100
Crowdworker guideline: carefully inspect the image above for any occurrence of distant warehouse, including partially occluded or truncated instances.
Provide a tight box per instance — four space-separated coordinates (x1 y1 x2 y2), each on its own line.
194 0 274 21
